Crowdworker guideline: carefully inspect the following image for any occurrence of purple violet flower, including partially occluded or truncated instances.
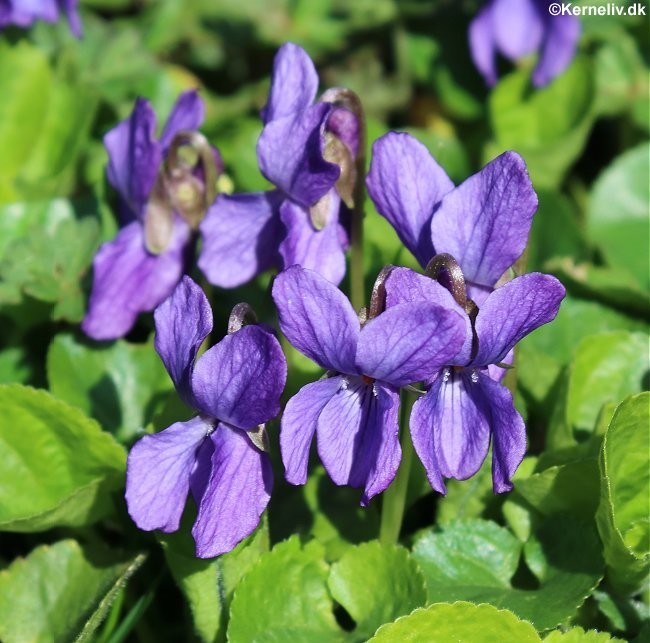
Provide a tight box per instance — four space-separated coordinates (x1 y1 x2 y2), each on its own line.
272 265 467 504
125 276 287 558
468 0 581 88
199 42 360 287
367 132 538 307
384 264 565 493
0 0 82 36
83 91 223 340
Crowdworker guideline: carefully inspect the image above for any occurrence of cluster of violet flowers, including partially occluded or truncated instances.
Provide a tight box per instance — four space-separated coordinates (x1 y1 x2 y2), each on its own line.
1 0 81 36
84 42 566 557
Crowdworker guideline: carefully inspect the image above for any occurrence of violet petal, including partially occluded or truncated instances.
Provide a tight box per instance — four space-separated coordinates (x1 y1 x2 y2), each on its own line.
493 0 544 60
125 415 210 533
280 376 343 485
316 378 401 504
278 196 348 286
257 103 340 208
261 42 319 123
191 325 287 429
199 191 284 288
356 302 467 387
272 266 360 374
104 98 162 219
430 151 537 288
533 10 581 87
409 385 447 494
472 273 565 367
192 425 273 558
383 267 473 365
426 370 491 482
160 90 205 150
468 2 498 86
82 219 190 341
474 372 527 493
153 276 213 406
366 132 454 267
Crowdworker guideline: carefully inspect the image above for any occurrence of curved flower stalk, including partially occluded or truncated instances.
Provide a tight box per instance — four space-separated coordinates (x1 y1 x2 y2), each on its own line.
469 0 580 87
0 0 82 36
384 261 565 494
272 265 466 505
367 132 538 307
125 276 287 558
83 91 223 340
200 42 362 287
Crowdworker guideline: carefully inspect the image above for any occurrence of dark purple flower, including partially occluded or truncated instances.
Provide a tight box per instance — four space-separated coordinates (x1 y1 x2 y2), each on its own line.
200 42 360 287
272 265 467 504
0 0 82 36
125 276 287 558
83 91 223 340
367 132 538 306
469 0 580 87
384 264 565 493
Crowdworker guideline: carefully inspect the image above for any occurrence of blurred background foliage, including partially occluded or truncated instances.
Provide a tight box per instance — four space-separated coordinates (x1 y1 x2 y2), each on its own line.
0 0 648 641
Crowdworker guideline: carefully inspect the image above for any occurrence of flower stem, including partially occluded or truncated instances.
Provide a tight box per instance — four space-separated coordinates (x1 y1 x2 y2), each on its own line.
349 192 365 312
349 127 366 313
379 391 415 545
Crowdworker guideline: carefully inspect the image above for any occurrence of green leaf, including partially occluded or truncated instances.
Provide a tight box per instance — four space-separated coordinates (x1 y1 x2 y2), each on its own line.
74 553 147 643
545 259 650 317
587 142 650 291
544 626 624 642
0 195 73 259
547 332 649 449
161 511 269 643
0 540 144 643
413 520 522 590
513 459 601 521
528 190 588 272
436 458 500 527
74 16 160 105
594 30 649 119
363 205 421 298
488 57 595 188
47 333 174 443
592 588 649 636
369 602 540 642
227 537 344 642
596 393 650 594
275 467 380 561
0 40 51 202
412 517 603 631
328 542 427 641
215 117 270 192
0 384 126 531
17 77 98 199
0 200 100 322
0 346 31 385
518 296 648 413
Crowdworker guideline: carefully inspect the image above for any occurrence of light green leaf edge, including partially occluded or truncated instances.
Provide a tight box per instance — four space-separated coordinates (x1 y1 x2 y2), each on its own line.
596 392 650 594
369 601 541 642
0 384 126 532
